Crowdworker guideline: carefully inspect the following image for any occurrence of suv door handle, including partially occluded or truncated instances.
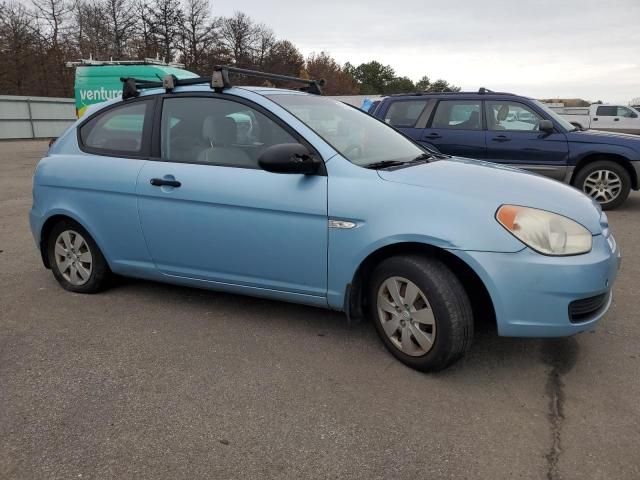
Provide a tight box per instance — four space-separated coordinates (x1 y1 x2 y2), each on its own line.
424 133 442 139
150 178 181 188
491 135 511 142
614 118 620 122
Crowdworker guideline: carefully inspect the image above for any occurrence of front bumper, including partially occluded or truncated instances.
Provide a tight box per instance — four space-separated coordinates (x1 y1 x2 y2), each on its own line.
449 233 621 337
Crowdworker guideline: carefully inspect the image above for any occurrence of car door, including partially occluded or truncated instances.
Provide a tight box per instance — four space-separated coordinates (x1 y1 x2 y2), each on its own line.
592 105 617 131
68 98 155 273
136 94 328 304
420 99 486 158
613 106 640 134
484 100 569 181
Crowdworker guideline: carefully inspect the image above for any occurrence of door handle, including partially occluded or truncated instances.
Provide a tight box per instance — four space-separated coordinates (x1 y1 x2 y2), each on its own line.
491 135 511 142
424 133 442 139
150 178 181 188
593 118 598 121
614 118 620 122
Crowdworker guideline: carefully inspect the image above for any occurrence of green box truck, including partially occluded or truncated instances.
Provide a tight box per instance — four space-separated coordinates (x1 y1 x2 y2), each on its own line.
67 58 198 117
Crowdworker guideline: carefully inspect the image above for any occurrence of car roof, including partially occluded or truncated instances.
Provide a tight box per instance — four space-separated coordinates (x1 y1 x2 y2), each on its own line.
381 92 534 101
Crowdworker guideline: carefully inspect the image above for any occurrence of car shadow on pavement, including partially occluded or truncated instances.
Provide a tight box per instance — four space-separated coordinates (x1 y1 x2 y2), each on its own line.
108 276 579 379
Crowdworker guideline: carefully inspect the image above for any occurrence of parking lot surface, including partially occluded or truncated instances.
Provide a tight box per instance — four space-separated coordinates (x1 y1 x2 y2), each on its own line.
1 140 639 479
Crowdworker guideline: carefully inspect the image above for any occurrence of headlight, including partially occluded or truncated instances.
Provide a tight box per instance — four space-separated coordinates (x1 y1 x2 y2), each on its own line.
496 205 592 255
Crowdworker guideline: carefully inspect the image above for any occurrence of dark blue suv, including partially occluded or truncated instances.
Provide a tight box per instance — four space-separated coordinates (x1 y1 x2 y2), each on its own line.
369 90 640 209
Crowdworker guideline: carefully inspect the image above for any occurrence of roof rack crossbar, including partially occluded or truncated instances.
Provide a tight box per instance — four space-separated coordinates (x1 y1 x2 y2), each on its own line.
120 76 210 99
212 65 326 95
119 65 327 100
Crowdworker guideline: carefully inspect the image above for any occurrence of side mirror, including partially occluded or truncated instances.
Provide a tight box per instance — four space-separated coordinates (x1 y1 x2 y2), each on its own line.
258 143 321 175
539 119 554 133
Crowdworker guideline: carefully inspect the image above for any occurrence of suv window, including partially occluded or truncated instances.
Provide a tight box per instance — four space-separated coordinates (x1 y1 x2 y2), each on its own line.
384 100 428 127
80 101 149 154
486 101 543 131
596 106 617 116
161 96 299 168
430 101 481 130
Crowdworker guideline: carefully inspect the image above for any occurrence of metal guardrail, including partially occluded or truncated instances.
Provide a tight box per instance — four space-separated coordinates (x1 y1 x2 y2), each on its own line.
0 95 76 139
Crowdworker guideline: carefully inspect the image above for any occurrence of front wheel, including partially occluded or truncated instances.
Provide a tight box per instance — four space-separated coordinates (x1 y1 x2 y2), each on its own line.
368 256 473 372
573 160 631 210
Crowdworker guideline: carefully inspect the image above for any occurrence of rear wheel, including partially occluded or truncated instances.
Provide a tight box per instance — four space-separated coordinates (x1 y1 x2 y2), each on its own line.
47 220 112 293
368 255 473 372
574 160 631 210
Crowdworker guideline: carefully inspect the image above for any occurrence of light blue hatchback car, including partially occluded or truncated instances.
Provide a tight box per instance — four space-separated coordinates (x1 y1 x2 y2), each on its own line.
30 67 621 371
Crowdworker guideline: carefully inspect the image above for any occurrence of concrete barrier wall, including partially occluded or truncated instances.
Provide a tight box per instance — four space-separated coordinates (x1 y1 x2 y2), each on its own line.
0 96 76 139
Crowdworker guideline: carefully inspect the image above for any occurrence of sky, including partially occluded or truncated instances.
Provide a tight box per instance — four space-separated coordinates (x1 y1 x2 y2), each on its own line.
213 0 640 103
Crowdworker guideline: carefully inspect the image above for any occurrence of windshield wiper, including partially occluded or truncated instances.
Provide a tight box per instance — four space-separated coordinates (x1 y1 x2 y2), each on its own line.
410 153 433 162
364 160 408 169
364 153 433 170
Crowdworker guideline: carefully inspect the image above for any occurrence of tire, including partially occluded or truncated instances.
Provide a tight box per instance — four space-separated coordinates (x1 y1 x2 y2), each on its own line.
368 255 473 372
573 160 631 210
47 219 112 293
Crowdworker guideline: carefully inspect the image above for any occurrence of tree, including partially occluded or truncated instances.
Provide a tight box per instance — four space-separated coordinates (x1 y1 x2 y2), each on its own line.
30 0 73 52
425 79 460 92
147 0 184 61
349 61 396 94
304 51 358 95
73 0 111 59
415 75 430 91
103 0 137 59
385 76 415 94
30 0 75 95
219 11 257 67
0 2 38 94
178 0 217 72
264 39 304 78
253 23 275 69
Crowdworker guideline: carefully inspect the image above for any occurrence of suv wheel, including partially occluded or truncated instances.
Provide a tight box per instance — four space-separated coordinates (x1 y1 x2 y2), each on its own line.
47 220 112 293
574 160 631 210
368 255 473 372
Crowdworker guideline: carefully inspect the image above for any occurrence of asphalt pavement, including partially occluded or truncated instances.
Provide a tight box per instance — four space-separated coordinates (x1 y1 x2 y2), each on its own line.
1 140 639 479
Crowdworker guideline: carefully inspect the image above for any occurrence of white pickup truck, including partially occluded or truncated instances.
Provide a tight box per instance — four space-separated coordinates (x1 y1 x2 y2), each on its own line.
550 104 640 134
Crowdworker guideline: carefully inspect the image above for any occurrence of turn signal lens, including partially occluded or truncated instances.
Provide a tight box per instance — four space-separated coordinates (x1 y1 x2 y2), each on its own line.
496 205 592 256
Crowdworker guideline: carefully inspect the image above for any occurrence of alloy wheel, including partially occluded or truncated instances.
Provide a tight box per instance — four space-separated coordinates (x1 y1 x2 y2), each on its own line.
583 169 622 203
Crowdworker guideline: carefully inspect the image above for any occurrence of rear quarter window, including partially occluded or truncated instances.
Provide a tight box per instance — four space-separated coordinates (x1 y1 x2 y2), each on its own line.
79 100 150 155
384 100 428 127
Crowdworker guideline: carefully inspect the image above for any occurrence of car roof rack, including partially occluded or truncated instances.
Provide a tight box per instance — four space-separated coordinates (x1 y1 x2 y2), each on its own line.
384 88 517 98
67 57 185 68
120 65 327 100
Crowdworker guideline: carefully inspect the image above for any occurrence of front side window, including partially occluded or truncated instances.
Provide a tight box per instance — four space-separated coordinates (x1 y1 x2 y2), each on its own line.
161 97 298 168
80 101 149 154
384 100 428 127
486 101 543 131
617 106 637 118
267 93 425 167
430 101 481 130
532 100 577 131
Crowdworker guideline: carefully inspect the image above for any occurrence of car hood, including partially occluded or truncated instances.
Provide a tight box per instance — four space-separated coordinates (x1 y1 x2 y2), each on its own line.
377 157 603 234
565 128 640 149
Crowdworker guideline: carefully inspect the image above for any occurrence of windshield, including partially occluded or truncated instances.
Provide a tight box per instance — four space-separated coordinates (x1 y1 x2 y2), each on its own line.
267 94 425 167
532 100 578 131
